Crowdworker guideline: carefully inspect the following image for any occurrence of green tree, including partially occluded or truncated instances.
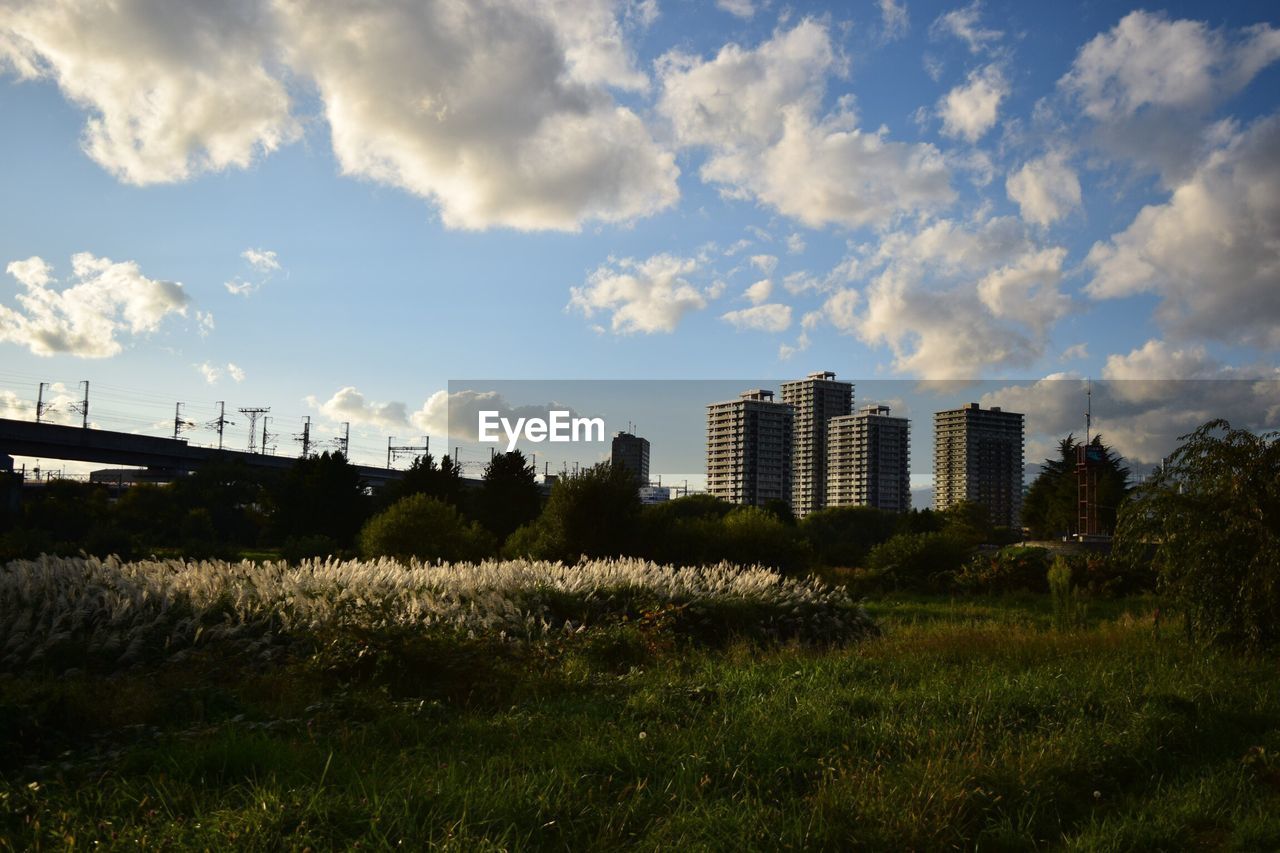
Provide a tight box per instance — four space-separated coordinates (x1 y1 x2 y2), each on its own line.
507 463 640 560
171 461 269 548
477 450 541 543
1022 434 1131 538
800 506 899 567
1115 420 1280 650
359 494 494 563
270 452 369 548
380 452 464 508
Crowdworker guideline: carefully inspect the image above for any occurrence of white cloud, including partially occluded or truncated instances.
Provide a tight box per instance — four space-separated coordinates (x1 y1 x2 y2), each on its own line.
1 253 190 358
721 303 792 333
197 363 222 384
975 247 1070 333
196 310 215 337
1060 11 1280 180
930 1 1002 54
307 386 410 431
0 0 297 184
658 21 953 229
624 0 659 30
786 232 806 254
225 246 282 297
242 248 280 273
1061 342 1088 361
716 0 754 19
0 388 30 420
0 0 679 232
939 64 1008 142
822 217 1072 377
1006 152 1082 226
878 0 908 41
1085 114 1280 350
743 279 773 305
568 254 716 334
978 358 1280 465
750 254 778 275
275 0 677 231
411 388 585 443
196 361 246 385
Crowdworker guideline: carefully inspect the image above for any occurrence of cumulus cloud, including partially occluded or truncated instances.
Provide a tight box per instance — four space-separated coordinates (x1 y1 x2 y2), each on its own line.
822 217 1072 377
1061 342 1088 361
1 253 190 358
412 388 585 443
275 0 677 231
0 0 678 231
658 20 953 229
786 233 806 254
878 0 909 41
743 279 773 305
568 254 717 334
1060 10 1280 180
750 254 778 275
306 386 410 431
930 1 1002 54
938 64 1007 142
1085 115 1280 350
721 303 791 333
0 0 297 184
716 0 754 19
978 354 1280 465
1006 151 1082 226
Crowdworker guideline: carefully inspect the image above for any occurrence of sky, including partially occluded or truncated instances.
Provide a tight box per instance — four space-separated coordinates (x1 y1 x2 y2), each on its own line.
0 0 1278 483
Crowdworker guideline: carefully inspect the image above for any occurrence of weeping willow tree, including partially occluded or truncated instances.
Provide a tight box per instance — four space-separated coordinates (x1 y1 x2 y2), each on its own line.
1115 420 1280 651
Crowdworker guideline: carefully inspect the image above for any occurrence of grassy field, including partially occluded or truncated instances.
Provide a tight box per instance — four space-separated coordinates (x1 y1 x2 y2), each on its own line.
2 593 1278 850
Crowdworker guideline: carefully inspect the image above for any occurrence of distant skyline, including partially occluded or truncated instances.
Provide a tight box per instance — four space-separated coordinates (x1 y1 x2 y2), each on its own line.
2 1 1278 475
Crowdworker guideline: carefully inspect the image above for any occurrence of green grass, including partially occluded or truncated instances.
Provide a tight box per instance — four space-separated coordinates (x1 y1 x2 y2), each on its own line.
2 595 1278 850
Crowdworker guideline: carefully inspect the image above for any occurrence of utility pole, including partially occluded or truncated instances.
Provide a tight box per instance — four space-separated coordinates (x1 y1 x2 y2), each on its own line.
387 436 429 469
35 382 51 423
295 416 312 459
336 422 350 459
238 407 269 453
173 403 195 440
261 416 275 455
68 381 89 428
206 402 234 450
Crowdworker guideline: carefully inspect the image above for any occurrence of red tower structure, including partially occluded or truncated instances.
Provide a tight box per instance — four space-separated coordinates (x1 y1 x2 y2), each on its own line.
1075 382 1104 537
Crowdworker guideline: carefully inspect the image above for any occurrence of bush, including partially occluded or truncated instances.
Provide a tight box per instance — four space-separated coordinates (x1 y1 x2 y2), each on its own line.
359 495 494 563
717 506 809 573
1115 420 1280 650
955 546 1052 594
509 464 640 560
865 532 972 591
1048 557 1087 630
800 506 899 568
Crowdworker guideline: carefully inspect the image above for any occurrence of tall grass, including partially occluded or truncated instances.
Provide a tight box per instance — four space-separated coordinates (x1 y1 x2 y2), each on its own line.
0 555 876 673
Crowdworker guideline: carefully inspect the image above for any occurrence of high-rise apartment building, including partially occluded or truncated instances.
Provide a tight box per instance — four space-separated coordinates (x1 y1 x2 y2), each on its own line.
933 403 1024 528
826 405 911 512
610 431 650 485
706 389 793 507
780 371 853 516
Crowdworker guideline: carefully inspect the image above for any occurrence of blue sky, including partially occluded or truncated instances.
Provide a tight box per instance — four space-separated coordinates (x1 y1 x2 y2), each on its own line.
1 0 1277 478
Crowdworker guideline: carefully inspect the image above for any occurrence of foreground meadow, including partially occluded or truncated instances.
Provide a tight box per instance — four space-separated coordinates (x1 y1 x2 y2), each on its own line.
1 558 1278 850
